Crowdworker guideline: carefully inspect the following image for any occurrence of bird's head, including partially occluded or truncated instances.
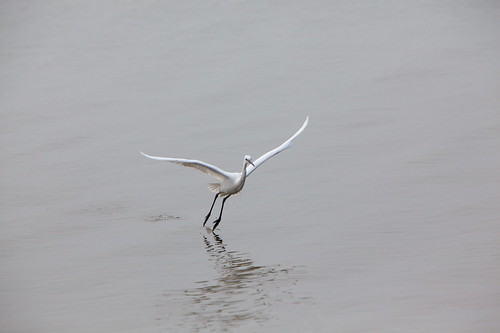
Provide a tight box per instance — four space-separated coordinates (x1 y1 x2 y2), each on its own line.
244 155 255 166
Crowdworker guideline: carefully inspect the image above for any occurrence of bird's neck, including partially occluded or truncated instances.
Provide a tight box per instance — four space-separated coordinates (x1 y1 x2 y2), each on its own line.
241 160 249 178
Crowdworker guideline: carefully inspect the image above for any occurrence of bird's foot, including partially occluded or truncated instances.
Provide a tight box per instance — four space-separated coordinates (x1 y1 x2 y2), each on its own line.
212 219 221 231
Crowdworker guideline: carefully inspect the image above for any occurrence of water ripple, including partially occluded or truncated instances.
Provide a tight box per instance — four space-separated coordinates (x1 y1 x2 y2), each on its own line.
158 233 304 332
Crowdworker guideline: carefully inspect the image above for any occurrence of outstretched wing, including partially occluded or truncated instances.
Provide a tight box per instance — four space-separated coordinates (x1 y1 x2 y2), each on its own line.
140 151 229 181
246 116 309 177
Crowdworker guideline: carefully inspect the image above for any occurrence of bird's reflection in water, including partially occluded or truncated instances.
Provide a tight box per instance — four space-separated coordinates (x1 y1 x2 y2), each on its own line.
160 232 302 332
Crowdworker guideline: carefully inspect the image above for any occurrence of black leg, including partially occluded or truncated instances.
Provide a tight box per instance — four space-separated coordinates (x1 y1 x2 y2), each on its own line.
212 195 230 231
203 193 219 227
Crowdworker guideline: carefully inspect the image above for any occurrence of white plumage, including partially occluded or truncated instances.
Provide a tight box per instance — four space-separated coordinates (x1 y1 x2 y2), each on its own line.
140 116 309 231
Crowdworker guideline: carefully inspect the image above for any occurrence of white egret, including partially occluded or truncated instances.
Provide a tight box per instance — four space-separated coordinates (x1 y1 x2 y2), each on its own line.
140 116 309 230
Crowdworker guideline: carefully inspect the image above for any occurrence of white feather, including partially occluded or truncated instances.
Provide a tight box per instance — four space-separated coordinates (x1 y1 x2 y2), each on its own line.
140 117 309 229
245 116 309 176
139 152 228 181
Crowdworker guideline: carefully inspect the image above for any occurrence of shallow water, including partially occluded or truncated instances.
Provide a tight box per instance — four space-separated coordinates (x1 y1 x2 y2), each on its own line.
1 1 500 332
158 232 308 332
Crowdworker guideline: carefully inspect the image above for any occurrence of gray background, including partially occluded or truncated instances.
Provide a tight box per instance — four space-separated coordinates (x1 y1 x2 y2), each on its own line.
1 1 499 332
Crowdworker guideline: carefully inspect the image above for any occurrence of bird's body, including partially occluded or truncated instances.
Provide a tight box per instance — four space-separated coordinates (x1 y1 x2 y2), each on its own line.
141 116 308 230
207 156 250 197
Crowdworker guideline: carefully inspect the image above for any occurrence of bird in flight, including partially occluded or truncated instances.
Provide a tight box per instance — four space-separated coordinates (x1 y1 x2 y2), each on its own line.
140 116 309 231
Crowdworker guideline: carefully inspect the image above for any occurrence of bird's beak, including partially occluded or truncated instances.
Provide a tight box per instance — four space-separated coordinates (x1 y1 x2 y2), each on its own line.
248 160 255 167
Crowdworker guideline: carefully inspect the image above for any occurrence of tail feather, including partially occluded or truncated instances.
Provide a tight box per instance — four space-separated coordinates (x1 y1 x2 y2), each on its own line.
207 183 220 193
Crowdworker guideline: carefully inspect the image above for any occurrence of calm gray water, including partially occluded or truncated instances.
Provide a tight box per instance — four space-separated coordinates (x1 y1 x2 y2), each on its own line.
1 1 499 332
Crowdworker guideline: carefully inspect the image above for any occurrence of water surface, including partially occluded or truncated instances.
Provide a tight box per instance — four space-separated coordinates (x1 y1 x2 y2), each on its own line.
1 1 499 332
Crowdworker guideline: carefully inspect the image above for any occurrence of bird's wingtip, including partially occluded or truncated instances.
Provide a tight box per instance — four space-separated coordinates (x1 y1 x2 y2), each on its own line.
302 116 309 129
